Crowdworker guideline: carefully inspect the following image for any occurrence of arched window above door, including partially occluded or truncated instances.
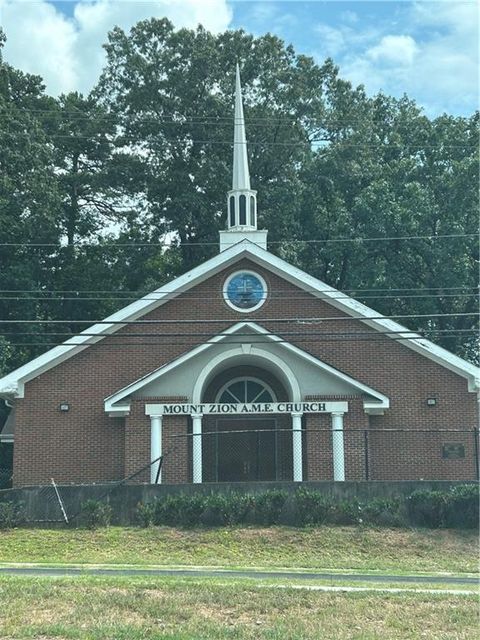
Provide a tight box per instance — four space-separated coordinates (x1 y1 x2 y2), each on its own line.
216 377 276 404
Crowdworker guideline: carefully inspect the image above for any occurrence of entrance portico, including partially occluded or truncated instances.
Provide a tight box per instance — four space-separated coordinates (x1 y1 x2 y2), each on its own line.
105 321 388 484
146 399 349 483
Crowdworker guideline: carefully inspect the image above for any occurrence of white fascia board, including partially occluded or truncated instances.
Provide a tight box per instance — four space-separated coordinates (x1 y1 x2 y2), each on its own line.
1 238 478 397
0 242 253 398
247 323 389 409
104 321 252 414
242 244 480 391
105 321 389 415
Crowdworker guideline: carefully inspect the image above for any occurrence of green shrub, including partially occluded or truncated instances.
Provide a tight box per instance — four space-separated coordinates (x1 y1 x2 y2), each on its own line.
406 490 449 528
201 492 254 526
444 485 479 529
248 490 289 525
136 500 157 527
0 501 24 529
329 499 361 525
134 485 478 530
154 494 206 527
406 485 479 529
295 488 331 526
80 499 112 529
359 498 404 528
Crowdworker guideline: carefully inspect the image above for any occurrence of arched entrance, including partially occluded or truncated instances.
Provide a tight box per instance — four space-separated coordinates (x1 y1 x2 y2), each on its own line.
201 366 293 482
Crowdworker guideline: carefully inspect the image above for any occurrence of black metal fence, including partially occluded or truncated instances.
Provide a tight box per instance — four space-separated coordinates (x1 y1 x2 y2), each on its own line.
0 467 12 490
165 427 480 483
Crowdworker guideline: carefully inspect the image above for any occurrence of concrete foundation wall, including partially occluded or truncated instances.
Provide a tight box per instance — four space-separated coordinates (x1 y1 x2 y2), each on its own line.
0 481 475 526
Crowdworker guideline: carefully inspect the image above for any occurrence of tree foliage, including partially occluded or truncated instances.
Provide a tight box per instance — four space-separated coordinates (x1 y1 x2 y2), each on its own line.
0 20 478 374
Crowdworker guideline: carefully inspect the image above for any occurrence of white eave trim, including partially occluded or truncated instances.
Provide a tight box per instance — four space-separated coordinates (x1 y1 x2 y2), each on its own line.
104 321 389 415
0 238 478 397
241 244 479 392
0 242 257 398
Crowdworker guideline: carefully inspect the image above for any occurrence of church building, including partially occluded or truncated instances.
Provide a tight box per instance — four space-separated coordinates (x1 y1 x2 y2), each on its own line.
0 68 478 487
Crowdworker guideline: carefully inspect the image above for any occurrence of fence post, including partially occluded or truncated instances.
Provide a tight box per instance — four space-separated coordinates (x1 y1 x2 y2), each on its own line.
364 430 369 481
474 427 479 481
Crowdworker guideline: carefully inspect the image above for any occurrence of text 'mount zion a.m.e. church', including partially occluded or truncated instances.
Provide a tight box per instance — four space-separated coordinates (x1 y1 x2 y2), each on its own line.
0 67 479 487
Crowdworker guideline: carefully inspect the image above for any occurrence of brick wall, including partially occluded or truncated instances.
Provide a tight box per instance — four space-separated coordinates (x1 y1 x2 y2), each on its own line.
11 258 478 486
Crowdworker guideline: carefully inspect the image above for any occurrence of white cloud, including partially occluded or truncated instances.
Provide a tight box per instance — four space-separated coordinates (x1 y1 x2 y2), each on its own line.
0 0 232 95
314 24 347 58
0 0 78 93
314 1 478 116
366 35 418 66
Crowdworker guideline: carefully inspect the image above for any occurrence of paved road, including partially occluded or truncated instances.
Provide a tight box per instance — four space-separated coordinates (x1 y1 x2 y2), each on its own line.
0 566 477 585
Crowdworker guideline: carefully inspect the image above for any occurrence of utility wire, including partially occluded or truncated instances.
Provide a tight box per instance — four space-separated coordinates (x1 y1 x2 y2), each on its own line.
10 107 480 129
2 331 476 343
4 334 475 348
1 232 476 247
6 130 478 149
0 285 475 295
0 312 477 325
2 328 476 338
0 292 478 302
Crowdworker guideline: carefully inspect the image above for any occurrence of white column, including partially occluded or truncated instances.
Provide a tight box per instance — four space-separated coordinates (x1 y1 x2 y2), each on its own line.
292 412 303 482
150 415 163 484
332 412 345 481
192 413 203 484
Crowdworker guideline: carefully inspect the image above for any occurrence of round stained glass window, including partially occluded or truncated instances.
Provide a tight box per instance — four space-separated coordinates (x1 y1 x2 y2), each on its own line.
223 271 267 312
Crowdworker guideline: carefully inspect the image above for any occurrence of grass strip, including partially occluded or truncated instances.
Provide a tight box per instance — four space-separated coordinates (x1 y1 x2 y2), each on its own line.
0 575 478 640
0 525 477 574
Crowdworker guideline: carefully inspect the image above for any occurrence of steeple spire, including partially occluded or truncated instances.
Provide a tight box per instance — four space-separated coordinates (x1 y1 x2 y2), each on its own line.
232 64 251 191
219 64 267 252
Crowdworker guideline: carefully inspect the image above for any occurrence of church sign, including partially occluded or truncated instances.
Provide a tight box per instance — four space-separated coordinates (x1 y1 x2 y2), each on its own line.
146 401 348 416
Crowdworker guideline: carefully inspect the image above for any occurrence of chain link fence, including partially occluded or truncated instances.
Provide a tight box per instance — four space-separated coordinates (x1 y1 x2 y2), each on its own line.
165 427 479 483
0 466 13 489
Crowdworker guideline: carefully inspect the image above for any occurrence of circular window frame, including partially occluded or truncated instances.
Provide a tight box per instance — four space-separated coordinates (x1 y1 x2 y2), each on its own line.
223 270 268 313
215 376 277 404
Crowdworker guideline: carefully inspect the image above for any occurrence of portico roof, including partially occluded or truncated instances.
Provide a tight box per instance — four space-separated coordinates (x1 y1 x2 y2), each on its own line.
0 239 478 399
104 321 390 416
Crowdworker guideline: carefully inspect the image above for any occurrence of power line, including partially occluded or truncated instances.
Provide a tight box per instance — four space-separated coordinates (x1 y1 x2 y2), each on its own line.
2 329 476 338
6 130 478 149
11 107 480 128
0 285 474 295
3 333 475 349
0 232 476 247
0 312 477 325
0 292 477 302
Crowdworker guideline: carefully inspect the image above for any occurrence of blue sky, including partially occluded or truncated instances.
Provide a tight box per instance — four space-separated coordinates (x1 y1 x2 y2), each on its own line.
0 1 478 116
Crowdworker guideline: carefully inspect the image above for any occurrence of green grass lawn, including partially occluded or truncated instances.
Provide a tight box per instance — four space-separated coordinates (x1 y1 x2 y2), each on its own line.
0 525 477 574
0 575 478 640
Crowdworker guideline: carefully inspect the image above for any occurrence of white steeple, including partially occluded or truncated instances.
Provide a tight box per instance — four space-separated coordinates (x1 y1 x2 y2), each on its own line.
232 64 251 191
219 64 268 252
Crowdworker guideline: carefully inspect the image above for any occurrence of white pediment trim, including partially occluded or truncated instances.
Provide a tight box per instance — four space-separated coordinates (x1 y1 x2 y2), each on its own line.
1 239 478 398
104 321 390 416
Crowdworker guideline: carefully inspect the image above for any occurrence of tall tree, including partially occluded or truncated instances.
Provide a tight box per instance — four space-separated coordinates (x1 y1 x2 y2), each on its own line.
0 31 61 371
95 20 367 270
292 96 479 359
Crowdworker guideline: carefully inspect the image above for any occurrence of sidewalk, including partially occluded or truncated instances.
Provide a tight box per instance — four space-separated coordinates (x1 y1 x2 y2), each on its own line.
0 563 478 585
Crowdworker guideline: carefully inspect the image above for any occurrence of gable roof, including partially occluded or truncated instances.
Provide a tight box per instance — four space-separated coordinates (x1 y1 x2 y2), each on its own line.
104 321 390 415
0 238 478 398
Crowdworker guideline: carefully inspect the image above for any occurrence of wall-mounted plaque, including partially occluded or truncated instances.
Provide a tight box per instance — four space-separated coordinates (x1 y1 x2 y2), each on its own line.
442 443 465 459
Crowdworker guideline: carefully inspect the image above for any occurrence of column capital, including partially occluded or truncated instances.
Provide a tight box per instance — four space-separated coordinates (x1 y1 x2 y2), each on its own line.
291 411 304 419
191 413 203 419
331 411 345 417
150 414 163 421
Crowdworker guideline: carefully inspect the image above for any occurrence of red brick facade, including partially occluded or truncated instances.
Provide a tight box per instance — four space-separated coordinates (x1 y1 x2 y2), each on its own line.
10 258 479 486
